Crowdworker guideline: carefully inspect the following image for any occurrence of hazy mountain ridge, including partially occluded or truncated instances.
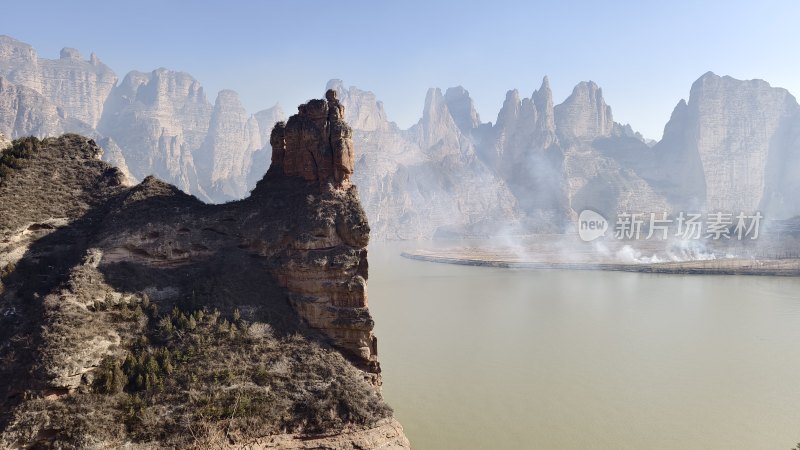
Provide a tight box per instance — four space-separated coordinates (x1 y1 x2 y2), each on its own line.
0 36 285 203
1 35 799 238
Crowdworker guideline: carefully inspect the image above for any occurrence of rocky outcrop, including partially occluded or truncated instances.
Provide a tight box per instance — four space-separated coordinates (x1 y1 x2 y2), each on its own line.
0 99 404 445
269 90 355 186
264 92 376 372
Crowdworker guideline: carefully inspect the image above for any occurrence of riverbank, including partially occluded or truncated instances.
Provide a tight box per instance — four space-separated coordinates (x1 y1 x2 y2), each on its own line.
401 248 800 276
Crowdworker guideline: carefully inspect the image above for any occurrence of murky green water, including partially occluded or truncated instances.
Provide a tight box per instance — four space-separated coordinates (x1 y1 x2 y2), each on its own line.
368 242 800 450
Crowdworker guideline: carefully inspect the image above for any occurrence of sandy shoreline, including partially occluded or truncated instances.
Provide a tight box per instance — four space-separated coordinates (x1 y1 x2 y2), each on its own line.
401 248 800 276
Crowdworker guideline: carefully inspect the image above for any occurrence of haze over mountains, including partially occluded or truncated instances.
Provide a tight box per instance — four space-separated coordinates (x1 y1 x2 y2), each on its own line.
2 35 799 239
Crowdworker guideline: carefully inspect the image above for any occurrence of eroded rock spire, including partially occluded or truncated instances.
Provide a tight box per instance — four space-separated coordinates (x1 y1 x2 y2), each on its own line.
269 89 355 186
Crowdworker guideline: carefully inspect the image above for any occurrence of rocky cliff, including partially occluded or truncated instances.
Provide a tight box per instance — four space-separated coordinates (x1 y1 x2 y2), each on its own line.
652 72 800 217
0 92 408 448
0 36 116 129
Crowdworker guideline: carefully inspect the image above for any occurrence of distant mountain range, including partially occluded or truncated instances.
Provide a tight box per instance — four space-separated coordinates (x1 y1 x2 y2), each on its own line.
2 35 798 239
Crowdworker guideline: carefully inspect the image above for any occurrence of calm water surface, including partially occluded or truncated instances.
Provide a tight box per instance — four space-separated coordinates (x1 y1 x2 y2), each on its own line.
368 242 800 450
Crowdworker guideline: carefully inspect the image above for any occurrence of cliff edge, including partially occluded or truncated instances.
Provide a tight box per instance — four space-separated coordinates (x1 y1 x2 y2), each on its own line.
0 91 408 448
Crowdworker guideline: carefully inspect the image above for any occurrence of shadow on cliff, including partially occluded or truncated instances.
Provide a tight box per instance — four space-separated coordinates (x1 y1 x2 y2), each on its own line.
99 249 301 333
0 194 120 428
0 189 320 430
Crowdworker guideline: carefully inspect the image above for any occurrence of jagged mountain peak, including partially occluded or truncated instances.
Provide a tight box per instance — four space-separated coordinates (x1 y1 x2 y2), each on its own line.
539 75 551 91
420 87 462 143
495 89 521 129
532 76 555 131
554 80 613 140
533 76 552 101
444 85 481 132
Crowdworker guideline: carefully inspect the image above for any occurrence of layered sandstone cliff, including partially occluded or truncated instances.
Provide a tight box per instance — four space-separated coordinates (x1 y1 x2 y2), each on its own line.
0 92 407 447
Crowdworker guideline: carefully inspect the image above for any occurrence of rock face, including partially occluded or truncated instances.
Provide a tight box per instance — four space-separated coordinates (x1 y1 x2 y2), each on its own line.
0 36 116 128
97 68 213 199
196 89 262 200
0 76 89 138
554 81 614 140
653 72 800 217
265 92 376 370
330 80 519 239
269 90 356 186
0 112 405 446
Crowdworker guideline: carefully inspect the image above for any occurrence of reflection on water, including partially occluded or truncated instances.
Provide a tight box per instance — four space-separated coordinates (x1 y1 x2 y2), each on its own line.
368 241 800 450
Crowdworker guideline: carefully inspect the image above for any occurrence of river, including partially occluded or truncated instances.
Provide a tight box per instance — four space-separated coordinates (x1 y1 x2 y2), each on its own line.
368 242 800 449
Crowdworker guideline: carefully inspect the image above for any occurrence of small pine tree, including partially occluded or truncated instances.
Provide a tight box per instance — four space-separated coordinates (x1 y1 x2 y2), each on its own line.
96 358 126 394
111 362 125 393
162 358 174 375
159 316 174 334
218 319 230 333
233 308 241 322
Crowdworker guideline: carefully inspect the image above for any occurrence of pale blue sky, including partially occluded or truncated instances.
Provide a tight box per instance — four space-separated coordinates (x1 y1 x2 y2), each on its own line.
4 0 799 139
